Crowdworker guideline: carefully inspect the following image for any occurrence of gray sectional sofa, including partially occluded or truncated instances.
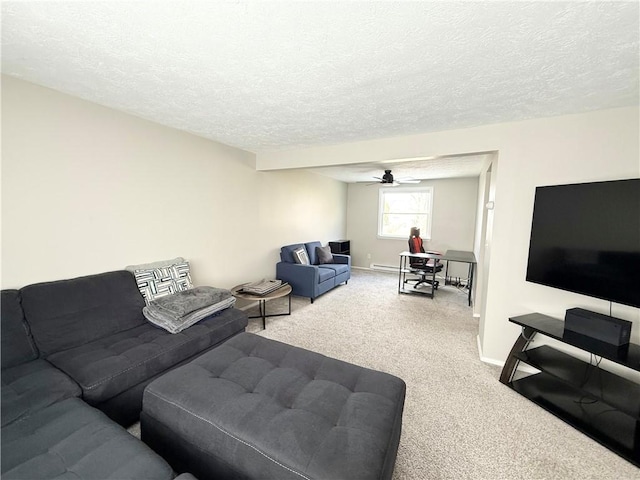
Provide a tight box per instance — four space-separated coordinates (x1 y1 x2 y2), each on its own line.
2 267 406 480
1 270 248 479
2 397 176 480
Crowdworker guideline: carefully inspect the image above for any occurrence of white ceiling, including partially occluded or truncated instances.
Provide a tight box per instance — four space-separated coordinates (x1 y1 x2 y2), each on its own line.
2 1 638 182
308 153 493 183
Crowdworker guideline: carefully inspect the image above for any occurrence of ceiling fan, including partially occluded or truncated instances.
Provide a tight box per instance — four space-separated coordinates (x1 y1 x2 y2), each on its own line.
370 169 420 186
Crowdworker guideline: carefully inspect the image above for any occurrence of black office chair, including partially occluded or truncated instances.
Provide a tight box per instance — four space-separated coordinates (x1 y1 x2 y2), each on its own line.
406 228 443 290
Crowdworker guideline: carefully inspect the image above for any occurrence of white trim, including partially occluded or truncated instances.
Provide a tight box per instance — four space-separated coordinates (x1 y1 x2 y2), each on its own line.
476 335 539 374
377 186 434 239
369 263 398 273
476 335 504 367
352 265 397 275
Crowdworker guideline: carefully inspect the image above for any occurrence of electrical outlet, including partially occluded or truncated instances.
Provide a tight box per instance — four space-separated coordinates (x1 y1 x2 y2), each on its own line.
367 253 371 259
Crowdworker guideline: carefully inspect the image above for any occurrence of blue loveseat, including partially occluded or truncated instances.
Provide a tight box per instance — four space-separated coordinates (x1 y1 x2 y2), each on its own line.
276 241 351 303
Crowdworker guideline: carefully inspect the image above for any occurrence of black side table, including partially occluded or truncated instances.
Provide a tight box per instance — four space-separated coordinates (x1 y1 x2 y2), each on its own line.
329 240 350 255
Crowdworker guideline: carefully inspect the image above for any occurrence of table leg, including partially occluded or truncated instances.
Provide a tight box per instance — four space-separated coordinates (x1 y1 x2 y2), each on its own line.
445 260 450 285
250 293 291 330
431 264 436 297
467 263 474 307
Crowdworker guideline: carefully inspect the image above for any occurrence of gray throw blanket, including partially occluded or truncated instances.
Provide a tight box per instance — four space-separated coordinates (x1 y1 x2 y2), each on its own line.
143 286 235 334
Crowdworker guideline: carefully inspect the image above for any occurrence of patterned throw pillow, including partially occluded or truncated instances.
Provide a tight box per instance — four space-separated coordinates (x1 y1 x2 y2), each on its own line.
134 262 193 304
292 247 310 265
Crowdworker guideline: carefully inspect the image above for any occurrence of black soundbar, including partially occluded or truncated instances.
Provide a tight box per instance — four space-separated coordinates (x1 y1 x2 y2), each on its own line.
564 308 632 346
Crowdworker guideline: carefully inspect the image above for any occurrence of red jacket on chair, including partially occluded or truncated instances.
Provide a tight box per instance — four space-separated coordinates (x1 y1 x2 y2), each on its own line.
408 237 440 269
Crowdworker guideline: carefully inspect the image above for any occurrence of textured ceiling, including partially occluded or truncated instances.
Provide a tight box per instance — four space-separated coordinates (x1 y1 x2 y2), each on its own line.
2 1 638 172
308 154 492 183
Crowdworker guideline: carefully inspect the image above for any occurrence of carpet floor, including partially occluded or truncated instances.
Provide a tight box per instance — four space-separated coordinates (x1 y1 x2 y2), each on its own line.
131 269 638 479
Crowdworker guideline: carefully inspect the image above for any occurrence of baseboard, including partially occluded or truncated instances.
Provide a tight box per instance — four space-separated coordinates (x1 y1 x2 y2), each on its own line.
476 335 504 367
353 266 396 274
369 263 398 273
476 335 539 374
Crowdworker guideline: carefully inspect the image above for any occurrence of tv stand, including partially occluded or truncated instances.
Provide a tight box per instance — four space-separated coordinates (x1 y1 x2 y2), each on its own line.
500 313 640 467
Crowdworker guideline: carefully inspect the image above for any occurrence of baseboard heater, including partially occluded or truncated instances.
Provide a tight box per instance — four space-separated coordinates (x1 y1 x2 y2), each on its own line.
369 263 397 273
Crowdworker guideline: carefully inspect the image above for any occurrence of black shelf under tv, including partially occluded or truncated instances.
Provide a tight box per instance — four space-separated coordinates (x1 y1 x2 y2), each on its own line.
500 313 640 468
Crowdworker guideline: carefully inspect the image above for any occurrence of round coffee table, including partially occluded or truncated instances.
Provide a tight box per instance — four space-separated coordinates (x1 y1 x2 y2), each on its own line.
230 283 292 329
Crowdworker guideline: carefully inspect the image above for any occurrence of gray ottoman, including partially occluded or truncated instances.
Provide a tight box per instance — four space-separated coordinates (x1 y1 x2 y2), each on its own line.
141 333 406 480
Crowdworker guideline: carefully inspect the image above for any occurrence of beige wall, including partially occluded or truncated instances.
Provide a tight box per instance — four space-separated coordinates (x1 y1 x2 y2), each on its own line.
1 76 347 289
346 177 478 279
4 74 638 367
257 106 640 364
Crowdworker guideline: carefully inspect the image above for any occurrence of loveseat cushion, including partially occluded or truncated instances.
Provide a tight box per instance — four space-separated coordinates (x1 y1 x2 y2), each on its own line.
47 307 248 404
21 271 147 357
1 290 39 369
320 263 350 277
317 266 336 283
1 359 81 427
304 241 323 265
142 333 406 480
1 398 174 480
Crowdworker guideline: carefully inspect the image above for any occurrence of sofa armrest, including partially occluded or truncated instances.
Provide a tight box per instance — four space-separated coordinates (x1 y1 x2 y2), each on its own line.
276 262 319 299
332 254 351 267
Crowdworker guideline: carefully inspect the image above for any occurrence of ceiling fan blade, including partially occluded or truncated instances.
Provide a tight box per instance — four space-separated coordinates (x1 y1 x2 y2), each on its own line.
397 179 421 184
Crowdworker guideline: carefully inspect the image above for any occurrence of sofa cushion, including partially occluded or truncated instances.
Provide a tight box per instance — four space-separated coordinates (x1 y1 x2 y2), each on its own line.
1 398 174 480
317 266 336 283
20 271 147 357
1 290 39 369
142 333 406 480
47 307 248 404
280 244 305 263
1 359 81 427
319 263 350 277
305 241 323 265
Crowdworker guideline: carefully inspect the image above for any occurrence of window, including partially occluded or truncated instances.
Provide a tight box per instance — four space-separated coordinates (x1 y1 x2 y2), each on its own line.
378 187 433 239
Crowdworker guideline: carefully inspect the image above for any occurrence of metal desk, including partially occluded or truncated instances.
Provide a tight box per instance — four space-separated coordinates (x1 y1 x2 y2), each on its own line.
398 250 477 306
441 250 476 306
398 251 442 298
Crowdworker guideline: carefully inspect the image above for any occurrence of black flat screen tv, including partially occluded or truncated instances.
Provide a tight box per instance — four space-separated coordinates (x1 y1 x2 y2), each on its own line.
526 178 640 308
